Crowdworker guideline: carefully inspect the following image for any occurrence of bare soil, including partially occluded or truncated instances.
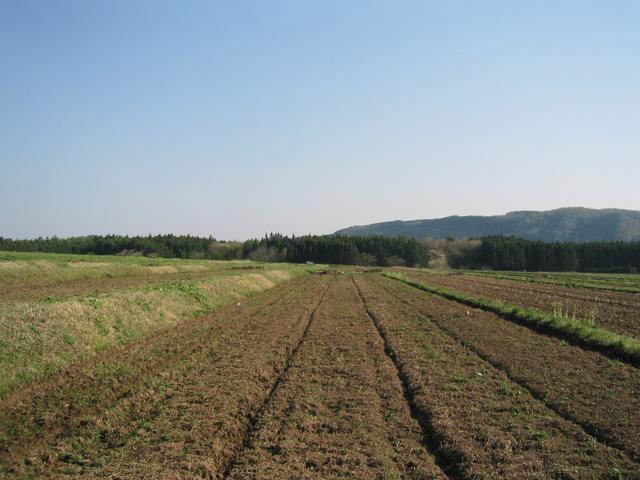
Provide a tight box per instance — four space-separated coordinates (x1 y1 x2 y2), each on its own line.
0 275 328 478
371 274 640 463
410 271 640 339
354 274 639 479
1 272 638 479
226 275 447 479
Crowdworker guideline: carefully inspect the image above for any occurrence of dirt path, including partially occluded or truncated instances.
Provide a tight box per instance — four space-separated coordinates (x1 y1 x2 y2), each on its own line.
410 271 640 339
226 275 447 479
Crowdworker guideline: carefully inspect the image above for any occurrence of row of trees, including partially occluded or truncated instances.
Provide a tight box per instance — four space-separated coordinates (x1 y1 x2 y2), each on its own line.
243 234 428 267
0 235 244 260
0 233 429 267
452 236 640 272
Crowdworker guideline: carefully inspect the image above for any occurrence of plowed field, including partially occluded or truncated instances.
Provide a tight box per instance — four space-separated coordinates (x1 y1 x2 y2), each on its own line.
1 272 638 479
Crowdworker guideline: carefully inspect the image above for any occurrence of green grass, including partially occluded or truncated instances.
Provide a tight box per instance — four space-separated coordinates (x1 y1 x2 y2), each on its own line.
384 272 640 366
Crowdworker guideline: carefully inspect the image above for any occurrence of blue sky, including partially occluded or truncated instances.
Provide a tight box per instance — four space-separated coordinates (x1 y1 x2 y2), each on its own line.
1 0 638 240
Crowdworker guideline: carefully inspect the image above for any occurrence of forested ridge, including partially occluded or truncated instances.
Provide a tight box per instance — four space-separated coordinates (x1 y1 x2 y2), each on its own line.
336 207 640 242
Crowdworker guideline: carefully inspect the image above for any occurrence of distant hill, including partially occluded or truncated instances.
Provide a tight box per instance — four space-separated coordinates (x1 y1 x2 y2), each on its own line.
335 208 640 242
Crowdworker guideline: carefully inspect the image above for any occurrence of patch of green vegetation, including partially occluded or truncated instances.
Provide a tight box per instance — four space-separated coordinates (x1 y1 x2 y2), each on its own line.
39 295 63 304
94 361 133 378
82 294 101 309
29 324 41 338
606 468 626 480
394 322 409 334
449 372 467 384
113 316 137 342
93 317 109 336
385 272 640 366
134 297 152 312
500 381 524 398
421 344 440 361
159 281 211 310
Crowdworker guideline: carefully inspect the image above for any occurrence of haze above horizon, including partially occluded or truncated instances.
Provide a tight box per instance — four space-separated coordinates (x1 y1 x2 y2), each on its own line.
2 1 639 240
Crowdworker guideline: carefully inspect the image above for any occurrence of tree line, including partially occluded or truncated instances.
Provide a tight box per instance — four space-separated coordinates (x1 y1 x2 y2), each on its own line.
243 233 427 267
450 236 640 272
0 233 428 267
0 235 243 260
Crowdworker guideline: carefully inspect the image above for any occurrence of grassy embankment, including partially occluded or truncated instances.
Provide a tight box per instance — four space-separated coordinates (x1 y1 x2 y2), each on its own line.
0 251 248 290
0 252 311 399
384 271 640 365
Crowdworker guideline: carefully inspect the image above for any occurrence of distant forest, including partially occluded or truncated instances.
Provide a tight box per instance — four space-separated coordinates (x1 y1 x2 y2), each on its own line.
3 234 639 272
0 235 243 260
0 233 428 267
451 236 640 272
243 234 427 267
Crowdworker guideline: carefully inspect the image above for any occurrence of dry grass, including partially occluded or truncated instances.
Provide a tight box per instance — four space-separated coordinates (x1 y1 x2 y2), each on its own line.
0 267 304 399
0 251 254 290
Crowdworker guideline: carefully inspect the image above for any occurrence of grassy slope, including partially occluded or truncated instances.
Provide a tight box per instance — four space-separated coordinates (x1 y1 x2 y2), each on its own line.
0 252 310 398
0 251 256 290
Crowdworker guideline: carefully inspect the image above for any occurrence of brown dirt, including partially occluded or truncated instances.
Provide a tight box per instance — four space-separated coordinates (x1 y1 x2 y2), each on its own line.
410 271 640 339
372 274 640 463
2 272 638 479
226 275 447 479
354 274 639 479
0 275 329 478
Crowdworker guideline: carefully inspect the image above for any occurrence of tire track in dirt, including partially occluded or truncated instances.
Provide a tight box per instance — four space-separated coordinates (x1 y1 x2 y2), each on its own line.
373 274 640 463
226 275 448 479
355 274 639 479
352 277 463 480
0 275 330 478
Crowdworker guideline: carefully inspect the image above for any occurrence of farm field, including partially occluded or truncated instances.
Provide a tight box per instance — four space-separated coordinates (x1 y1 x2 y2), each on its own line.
403 270 640 340
0 253 307 399
463 270 640 294
1 256 639 479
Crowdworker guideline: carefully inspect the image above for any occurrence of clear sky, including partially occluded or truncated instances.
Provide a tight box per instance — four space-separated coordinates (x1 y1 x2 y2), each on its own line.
1 1 638 240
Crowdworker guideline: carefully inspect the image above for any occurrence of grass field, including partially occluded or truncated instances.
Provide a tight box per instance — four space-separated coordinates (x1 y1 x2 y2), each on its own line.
1 255 639 478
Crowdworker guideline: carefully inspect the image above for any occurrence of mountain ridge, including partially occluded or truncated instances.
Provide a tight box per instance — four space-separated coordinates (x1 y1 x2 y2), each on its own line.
334 207 640 242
